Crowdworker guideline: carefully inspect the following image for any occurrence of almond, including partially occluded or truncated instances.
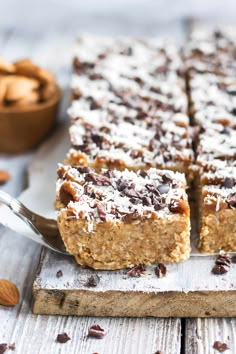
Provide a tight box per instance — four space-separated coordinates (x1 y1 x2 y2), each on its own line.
0 279 20 306
0 170 11 184
14 58 55 84
0 57 16 74
11 91 39 107
5 76 39 102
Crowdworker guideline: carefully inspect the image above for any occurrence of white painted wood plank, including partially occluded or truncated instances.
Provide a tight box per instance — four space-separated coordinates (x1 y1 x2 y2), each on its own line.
185 319 236 354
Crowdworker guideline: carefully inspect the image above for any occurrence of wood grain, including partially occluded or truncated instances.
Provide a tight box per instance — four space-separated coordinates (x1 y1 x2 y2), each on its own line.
33 248 236 318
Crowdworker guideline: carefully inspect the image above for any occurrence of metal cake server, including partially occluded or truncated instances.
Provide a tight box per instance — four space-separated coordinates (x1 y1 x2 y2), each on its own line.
0 190 70 255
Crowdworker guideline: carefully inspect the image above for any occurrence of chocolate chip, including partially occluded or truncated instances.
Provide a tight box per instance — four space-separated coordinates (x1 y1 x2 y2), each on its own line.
88 325 107 339
157 184 170 194
224 177 235 189
227 193 236 208
127 264 146 277
56 333 71 343
86 274 100 287
213 341 229 352
56 270 63 278
154 263 167 278
0 344 8 354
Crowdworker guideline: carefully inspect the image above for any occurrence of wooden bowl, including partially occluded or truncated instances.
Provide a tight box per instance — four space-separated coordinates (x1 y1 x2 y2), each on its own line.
0 85 61 153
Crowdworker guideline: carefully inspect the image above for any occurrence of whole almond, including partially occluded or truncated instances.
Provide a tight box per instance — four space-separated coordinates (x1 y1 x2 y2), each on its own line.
0 279 20 306
0 170 11 184
12 91 39 107
40 82 56 101
5 76 39 102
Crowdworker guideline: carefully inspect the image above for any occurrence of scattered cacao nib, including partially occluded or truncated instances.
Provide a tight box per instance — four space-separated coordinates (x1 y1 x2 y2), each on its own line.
213 341 229 352
157 184 170 195
97 204 107 221
88 324 107 339
154 263 167 278
154 351 163 354
56 270 63 278
0 344 8 354
127 264 146 277
215 254 231 267
227 193 236 208
0 170 11 185
212 254 231 275
117 178 129 192
85 173 111 186
223 177 235 189
212 265 229 275
56 333 71 343
231 255 236 263
86 274 100 287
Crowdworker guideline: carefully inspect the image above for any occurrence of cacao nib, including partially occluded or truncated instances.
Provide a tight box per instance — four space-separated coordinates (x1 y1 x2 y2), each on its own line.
212 265 229 275
117 178 128 191
227 193 236 208
103 170 114 178
162 173 172 184
0 344 8 354
154 263 167 278
139 170 148 178
76 166 93 174
127 264 146 277
97 204 107 221
8 343 15 351
56 270 63 278
142 196 152 206
86 274 100 287
85 173 111 186
215 254 231 267
56 333 71 343
88 324 107 339
223 177 235 189
213 341 229 352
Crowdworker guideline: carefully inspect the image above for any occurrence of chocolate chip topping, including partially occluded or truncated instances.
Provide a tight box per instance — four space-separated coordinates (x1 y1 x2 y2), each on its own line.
85 173 111 186
0 344 8 354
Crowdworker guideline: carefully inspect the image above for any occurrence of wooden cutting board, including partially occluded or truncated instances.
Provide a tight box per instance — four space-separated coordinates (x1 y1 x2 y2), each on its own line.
32 248 236 317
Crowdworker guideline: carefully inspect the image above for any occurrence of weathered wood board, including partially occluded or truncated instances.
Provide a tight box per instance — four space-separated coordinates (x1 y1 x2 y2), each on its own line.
33 248 236 317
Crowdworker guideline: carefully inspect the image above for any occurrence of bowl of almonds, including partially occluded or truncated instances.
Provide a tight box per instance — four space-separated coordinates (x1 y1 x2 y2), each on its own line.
0 57 61 153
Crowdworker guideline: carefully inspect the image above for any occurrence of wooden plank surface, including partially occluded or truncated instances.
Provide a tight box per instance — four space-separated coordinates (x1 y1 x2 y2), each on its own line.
0 29 182 353
185 318 236 353
33 248 236 318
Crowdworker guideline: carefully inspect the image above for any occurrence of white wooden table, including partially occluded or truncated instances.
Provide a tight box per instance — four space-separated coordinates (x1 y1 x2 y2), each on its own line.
1 26 236 354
